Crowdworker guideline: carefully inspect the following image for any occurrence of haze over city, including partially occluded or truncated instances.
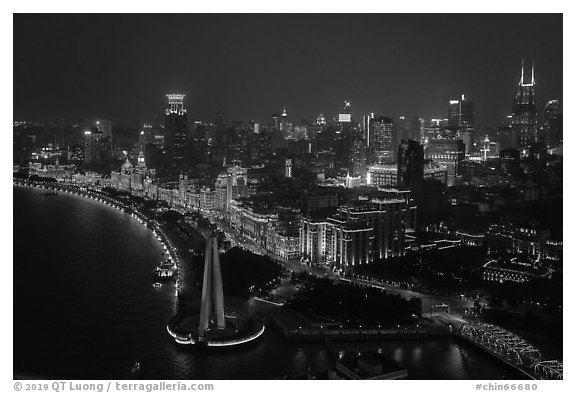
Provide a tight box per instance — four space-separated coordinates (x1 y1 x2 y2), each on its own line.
13 11 563 383
14 14 562 127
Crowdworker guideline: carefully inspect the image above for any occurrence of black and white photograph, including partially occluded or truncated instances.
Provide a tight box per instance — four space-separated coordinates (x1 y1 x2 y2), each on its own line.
9 2 567 385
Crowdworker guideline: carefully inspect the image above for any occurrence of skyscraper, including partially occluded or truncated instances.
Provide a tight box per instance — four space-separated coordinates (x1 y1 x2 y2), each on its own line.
350 138 367 178
83 128 111 165
447 95 475 152
369 116 395 164
512 60 538 151
339 101 353 135
448 96 475 132
424 139 465 186
95 119 113 142
363 113 374 146
165 94 188 165
410 115 425 144
285 158 293 178
544 99 562 148
397 140 424 192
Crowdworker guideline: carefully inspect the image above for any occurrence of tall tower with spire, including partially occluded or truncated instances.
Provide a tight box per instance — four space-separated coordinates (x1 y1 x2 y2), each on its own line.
512 60 538 151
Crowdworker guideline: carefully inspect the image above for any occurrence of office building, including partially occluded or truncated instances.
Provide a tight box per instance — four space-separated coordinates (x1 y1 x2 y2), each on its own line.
448 95 475 142
285 159 293 178
544 100 562 148
424 139 465 186
369 116 396 164
512 60 538 152
165 93 188 163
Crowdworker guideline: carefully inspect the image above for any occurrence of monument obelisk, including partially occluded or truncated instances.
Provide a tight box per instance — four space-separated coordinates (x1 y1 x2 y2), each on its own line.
198 234 225 339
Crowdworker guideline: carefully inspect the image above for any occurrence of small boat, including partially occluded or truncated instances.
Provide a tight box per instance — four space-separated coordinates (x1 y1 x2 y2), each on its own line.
129 361 142 379
153 282 162 288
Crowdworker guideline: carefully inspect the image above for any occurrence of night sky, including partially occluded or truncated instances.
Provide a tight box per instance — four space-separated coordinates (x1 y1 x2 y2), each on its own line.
14 14 562 128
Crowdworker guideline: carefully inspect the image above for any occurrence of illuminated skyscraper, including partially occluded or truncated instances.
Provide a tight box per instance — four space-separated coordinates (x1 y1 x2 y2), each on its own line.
448 95 475 151
95 119 112 142
369 116 396 164
363 113 375 146
512 60 538 151
339 101 352 123
448 96 475 132
350 139 367 178
285 158 293 178
410 115 425 144
83 128 111 165
544 99 562 148
424 139 465 186
165 94 188 164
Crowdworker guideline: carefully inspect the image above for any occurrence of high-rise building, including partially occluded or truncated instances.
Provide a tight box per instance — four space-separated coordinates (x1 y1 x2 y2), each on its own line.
448 95 475 138
363 113 374 146
214 173 229 213
397 140 424 192
512 60 538 152
324 199 406 268
410 116 426 144
338 101 352 123
226 165 248 212
285 158 293 178
499 149 520 176
544 99 562 148
350 139 367 178
165 94 188 164
369 116 396 164
83 129 111 165
496 115 518 150
424 139 465 186
95 119 113 142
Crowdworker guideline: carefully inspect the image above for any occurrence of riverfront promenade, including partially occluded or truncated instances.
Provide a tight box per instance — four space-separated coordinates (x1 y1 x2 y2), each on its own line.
13 179 185 293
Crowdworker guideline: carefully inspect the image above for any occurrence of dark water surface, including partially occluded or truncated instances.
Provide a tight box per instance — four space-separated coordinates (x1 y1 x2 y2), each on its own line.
13 186 526 380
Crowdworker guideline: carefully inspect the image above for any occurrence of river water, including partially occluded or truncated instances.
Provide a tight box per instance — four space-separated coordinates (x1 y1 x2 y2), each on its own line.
13 186 526 380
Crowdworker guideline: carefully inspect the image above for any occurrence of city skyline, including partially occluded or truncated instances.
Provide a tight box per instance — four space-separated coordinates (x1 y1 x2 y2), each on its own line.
13 11 564 382
14 14 562 127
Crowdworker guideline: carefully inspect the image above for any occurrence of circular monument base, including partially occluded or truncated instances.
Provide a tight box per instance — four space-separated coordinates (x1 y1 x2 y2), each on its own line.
167 310 264 348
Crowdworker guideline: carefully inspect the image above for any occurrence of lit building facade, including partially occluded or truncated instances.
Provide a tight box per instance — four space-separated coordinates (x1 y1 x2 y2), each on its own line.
544 99 562 148
301 199 407 269
512 60 538 152
448 95 475 143
368 116 395 164
424 138 465 186
226 165 248 212
165 94 188 164
285 159 292 178
486 223 550 258
83 129 111 165
350 139 367 178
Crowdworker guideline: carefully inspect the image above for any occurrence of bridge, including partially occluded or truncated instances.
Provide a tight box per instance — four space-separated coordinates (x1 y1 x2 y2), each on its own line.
532 360 563 380
428 314 563 380
459 322 563 380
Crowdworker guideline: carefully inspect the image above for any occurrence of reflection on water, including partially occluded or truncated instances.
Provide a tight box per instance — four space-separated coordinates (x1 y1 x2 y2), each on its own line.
14 186 527 380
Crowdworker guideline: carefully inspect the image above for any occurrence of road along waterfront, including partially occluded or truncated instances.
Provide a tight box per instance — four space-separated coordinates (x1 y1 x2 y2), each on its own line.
13 183 531 379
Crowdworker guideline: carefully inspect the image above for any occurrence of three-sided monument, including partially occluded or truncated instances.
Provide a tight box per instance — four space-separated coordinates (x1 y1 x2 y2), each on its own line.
167 233 265 347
